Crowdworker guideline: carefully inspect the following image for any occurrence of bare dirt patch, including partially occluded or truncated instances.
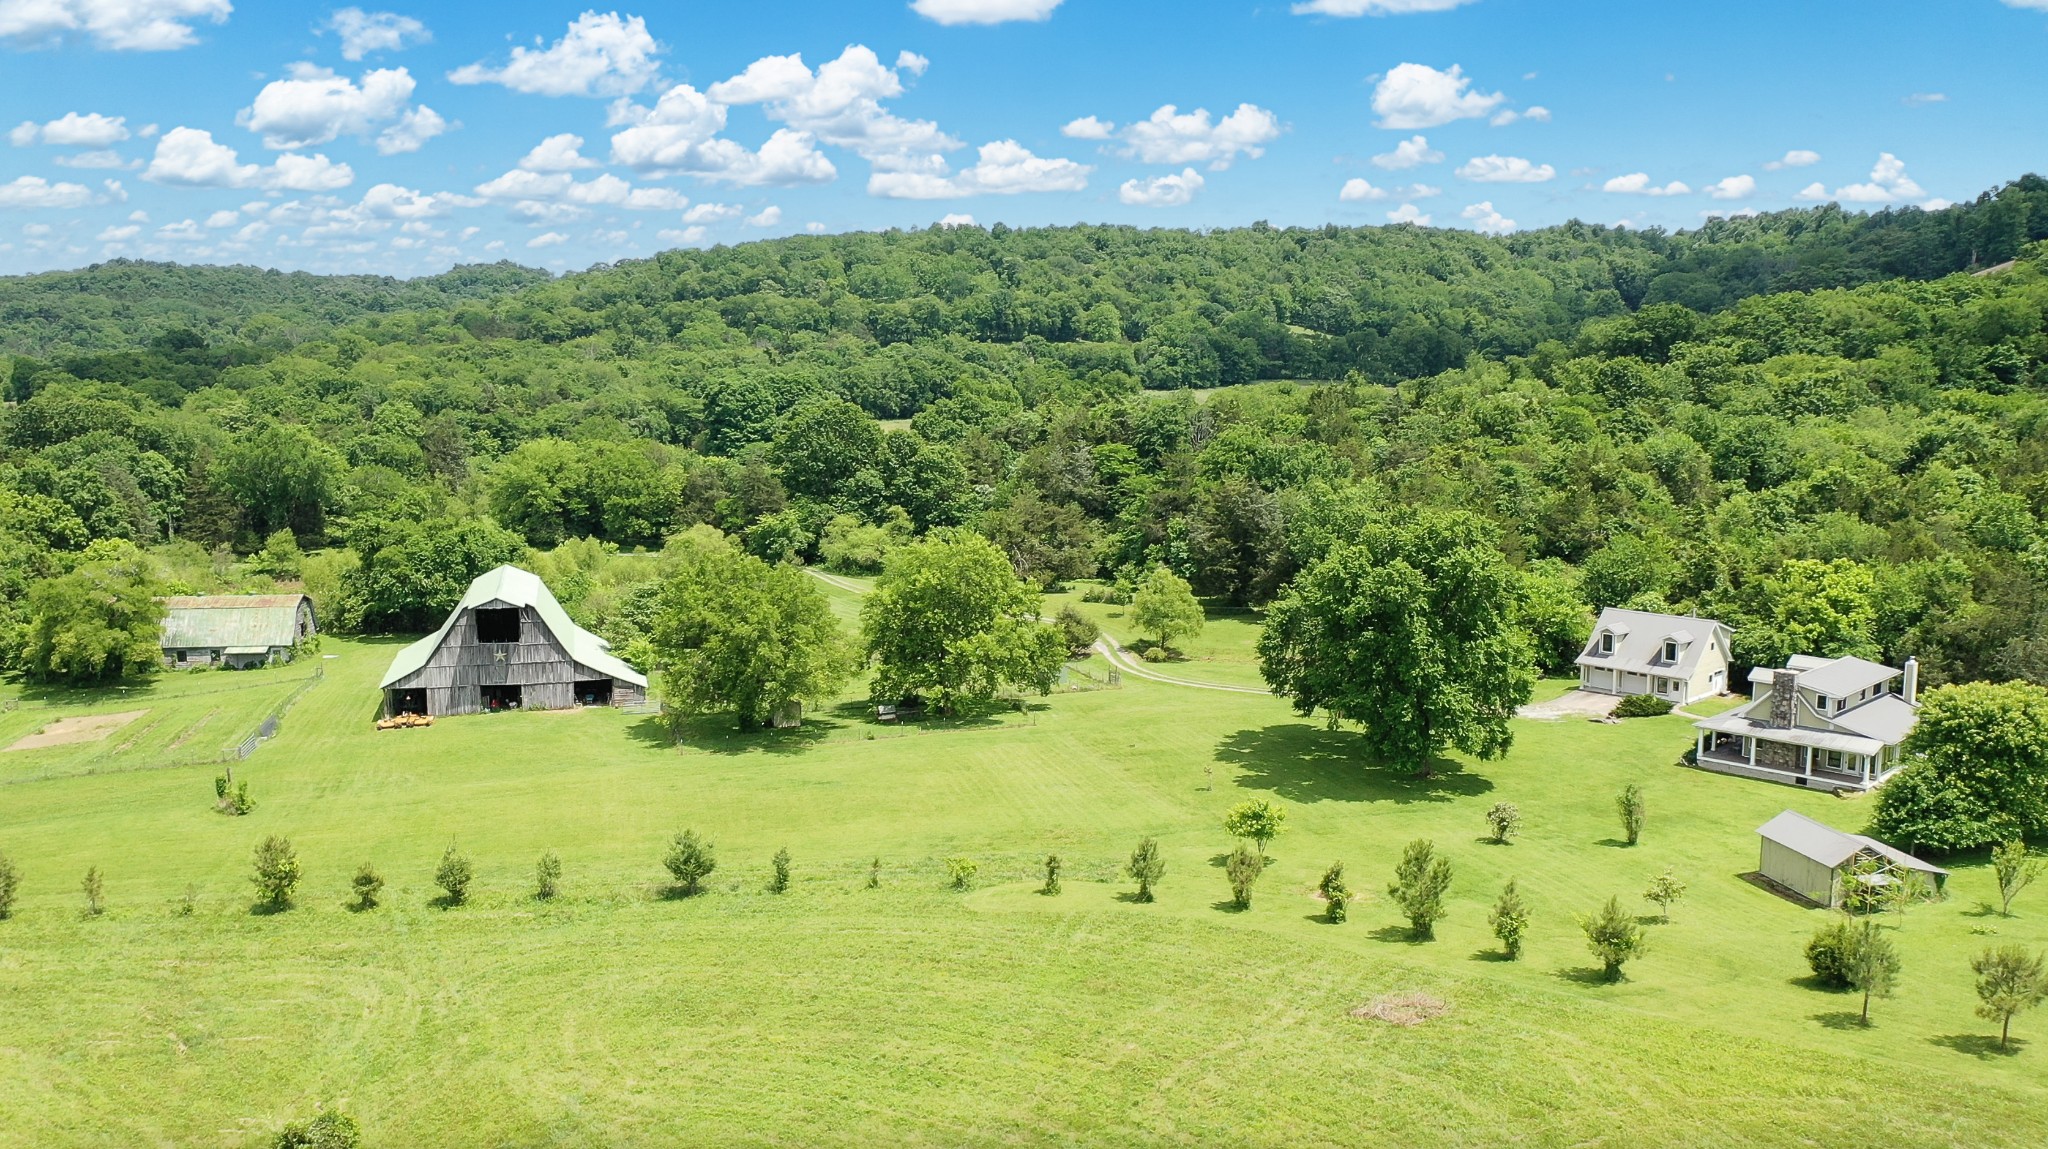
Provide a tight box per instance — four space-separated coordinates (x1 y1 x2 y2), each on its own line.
1517 690 1624 721
5 710 149 752
1350 991 1450 1027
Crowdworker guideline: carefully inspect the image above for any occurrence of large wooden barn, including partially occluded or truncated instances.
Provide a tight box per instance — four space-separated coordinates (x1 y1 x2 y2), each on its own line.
379 566 647 718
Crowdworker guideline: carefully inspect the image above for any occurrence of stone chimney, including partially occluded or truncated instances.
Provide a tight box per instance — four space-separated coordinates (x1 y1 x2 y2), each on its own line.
1769 670 1800 730
1904 657 1919 706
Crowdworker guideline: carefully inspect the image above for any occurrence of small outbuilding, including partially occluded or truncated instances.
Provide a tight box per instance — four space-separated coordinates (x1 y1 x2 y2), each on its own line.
1754 809 1948 908
379 565 647 718
159 594 317 669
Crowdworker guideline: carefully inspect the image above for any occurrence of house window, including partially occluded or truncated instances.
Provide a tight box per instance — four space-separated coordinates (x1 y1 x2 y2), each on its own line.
1663 640 1678 661
475 607 521 644
1600 632 1614 654
1815 695 1830 712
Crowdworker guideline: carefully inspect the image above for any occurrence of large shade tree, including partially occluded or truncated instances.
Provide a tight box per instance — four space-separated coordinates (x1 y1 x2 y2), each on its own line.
18 543 165 685
1869 681 2048 851
860 529 1066 715
651 533 852 730
1257 511 1534 775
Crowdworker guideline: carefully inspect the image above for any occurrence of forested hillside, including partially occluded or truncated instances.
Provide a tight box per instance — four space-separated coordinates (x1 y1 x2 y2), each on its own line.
4 174 2048 693
0 260 552 356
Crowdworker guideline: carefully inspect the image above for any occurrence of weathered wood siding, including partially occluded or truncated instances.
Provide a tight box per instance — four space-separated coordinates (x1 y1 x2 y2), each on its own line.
1759 838 1838 906
385 600 625 716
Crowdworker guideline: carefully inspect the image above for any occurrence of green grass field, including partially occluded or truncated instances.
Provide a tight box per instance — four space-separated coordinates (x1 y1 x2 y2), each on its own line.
2 621 2046 1146
0 660 323 786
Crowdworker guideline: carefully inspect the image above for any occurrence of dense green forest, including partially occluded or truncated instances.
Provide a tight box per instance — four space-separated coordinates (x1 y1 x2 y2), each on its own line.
4 173 2048 693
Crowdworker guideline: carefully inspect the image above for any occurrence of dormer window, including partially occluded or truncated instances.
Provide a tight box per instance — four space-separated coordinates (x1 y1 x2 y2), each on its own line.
1662 640 1679 662
1600 632 1614 654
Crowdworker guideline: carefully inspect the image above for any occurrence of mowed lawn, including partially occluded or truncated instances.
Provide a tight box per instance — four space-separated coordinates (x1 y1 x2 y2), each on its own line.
0 661 323 785
1 636 2046 1146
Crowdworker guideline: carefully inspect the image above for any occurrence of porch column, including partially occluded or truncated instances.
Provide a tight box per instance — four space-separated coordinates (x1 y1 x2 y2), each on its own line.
1697 730 1708 758
1860 756 1871 786
1802 746 1812 777
1747 737 1756 767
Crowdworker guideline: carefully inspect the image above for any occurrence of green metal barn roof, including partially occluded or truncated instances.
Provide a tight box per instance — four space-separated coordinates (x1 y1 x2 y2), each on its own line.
379 566 648 690
158 595 312 652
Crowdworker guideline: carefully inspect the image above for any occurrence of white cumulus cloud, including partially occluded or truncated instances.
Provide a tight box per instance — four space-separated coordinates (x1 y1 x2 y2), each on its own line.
0 175 94 207
657 225 708 245
1490 105 1550 126
868 139 1090 198
1460 200 1514 234
1603 172 1690 196
11 112 132 147
708 46 956 170
911 0 1063 24
1061 115 1115 140
1339 178 1387 201
0 0 230 51
142 126 353 189
527 231 568 248
327 8 428 60
1456 154 1554 183
938 213 975 228
449 11 660 98
683 202 742 223
745 205 782 227
520 133 599 171
1763 149 1819 170
1371 134 1443 170
1372 63 1505 130
1812 153 1926 203
1705 174 1755 200
1108 103 1280 170
239 64 443 154
1386 203 1430 225
1118 167 1204 207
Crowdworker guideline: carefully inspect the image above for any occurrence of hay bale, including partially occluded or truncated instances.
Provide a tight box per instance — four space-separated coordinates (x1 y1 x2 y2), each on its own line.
1349 991 1449 1027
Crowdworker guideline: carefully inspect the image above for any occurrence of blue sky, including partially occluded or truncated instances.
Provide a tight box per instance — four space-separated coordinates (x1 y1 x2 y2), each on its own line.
1 0 2045 276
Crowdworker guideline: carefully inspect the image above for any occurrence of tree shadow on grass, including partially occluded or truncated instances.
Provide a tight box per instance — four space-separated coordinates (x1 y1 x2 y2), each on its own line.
1810 1011 1870 1031
1555 967 1621 986
1961 902 2005 919
429 895 467 910
1211 899 1251 914
1788 974 1846 993
248 901 290 917
1368 925 1431 945
1595 838 1636 849
1928 1033 2023 1058
1215 724 1494 805
1112 891 1155 905
1470 949 1515 963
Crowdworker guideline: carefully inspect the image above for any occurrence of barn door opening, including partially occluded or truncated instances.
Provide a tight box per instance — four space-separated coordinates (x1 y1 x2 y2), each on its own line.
481 684 524 711
574 680 613 706
475 607 521 644
390 688 427 716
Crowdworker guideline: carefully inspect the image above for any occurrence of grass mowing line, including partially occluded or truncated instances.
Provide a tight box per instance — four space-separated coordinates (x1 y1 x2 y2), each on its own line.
4 641 2048 1143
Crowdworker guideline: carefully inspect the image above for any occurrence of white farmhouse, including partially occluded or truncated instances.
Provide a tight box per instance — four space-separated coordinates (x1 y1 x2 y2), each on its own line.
1693 655 1920 792
1575 608 1732 706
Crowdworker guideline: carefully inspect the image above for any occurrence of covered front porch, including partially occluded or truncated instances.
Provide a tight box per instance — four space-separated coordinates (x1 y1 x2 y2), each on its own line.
1692 722 1899 793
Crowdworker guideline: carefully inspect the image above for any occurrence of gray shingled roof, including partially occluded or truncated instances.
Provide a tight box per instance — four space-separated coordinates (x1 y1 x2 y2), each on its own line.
1758 810 1946 875
1793 656 1900 698
379 566 647 690
1577 608 1729 679
1831 695 1920 745
159 595 312 652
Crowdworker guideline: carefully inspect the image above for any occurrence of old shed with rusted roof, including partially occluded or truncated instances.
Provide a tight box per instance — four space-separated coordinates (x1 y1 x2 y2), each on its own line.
159 594 317 669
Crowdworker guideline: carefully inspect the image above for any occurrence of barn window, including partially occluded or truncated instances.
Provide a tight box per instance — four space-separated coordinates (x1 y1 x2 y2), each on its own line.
475 607 521 644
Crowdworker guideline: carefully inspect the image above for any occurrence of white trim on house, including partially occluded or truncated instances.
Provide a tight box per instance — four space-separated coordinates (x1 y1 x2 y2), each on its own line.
1575 608 1733 706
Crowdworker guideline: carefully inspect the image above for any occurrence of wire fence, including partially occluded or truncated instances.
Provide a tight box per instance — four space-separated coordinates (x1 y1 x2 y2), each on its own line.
231 666 324 760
